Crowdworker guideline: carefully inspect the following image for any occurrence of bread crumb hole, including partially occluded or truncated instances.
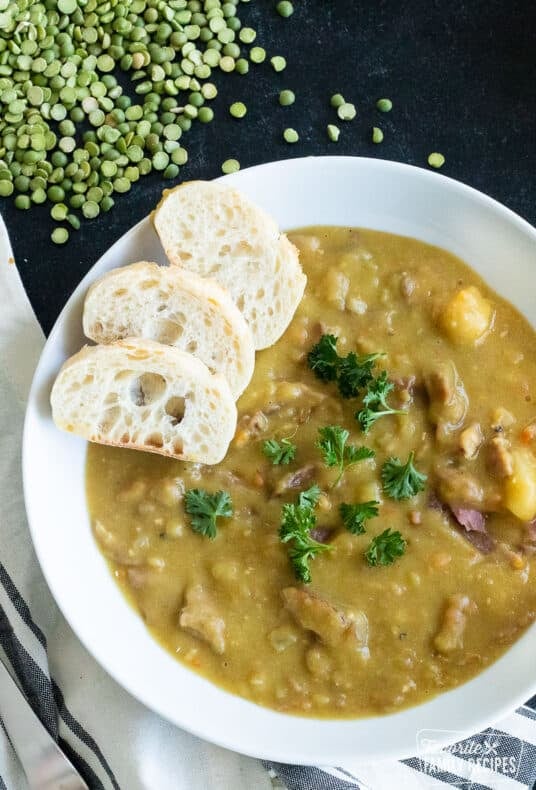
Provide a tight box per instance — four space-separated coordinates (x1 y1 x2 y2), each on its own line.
145 433 163 448
165 396 185 426
140 279 158 290
130 373 167 406
94 321 103 334
186 340 198 353
155 319 183 344
173 439 183 455
113 289 127 297
236 295 245 310
100 407 120 432
83 374 94 385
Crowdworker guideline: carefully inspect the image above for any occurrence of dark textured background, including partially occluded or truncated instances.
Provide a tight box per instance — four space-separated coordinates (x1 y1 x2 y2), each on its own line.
2 0 535 334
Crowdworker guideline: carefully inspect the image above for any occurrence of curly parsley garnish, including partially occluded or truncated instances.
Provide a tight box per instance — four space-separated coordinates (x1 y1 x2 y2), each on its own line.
262 438 297 465
339 501 379 535
355 371 406 433
337 352 382 399
307 334 340 382
184 489 233 539
316 425 375 486
279 484 329 583
381 451 427 500
365 528 407 566
307 334 383 399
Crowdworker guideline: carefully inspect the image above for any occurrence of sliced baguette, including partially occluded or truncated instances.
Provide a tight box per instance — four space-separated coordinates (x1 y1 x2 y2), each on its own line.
152 180 306 349
82 262 255 399
50 338 237 464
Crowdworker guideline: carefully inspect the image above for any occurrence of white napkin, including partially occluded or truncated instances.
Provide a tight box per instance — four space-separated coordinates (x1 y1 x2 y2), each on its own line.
1 213 535 790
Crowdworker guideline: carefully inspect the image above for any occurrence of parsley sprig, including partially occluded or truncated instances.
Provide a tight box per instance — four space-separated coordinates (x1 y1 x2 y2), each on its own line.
316 425 375 486
381 451 427 500
262 438 297 465
339 501 379 535
184 489 233 539
279 485 330 583
355 371 406 433
307 334 340 382
337 351 382 398
365 528 407 566
307 334 382 399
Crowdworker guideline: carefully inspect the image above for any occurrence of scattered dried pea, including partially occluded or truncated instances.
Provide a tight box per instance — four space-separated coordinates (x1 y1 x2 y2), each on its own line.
376 98 393 112
372 126 384 144
327 124 340 142
276 1 294 17
271 56 287 72
283 128 299 143
222 158 241 174
250 47 266 64
279 90 295 106
428 152 446 169
337 102 356 121
51 227 69 244
330 93 345 108
230 102 247 118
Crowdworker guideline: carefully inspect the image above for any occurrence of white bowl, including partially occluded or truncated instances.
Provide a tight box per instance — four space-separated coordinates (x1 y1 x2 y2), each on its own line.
23 157 536 765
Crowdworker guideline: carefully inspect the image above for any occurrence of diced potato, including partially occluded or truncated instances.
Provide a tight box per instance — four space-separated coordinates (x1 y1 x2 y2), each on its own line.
504 448 536 521
439 286 493 345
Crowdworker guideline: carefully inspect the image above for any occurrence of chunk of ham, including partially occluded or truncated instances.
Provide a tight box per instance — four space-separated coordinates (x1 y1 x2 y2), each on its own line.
450 506 486 533
434 594 477 654
487 435 514 479
274 464 316 496
449 506 495 553
179 585 226 655
459 423 484 459
282 587 369 657
434 461 502 512
428 493 495 553
424 361 468 441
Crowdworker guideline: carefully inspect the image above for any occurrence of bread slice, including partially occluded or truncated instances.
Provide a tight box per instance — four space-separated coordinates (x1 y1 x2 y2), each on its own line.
50 338 237 464
152 180 306 349
82 262 255 399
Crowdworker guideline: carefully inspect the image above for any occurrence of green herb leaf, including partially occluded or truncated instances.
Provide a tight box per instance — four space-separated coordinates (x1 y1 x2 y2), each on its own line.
262 438 297 465
307 334 340 381
279 486 330 583
381 451 427 500
184 489 233 539
316 425 375 485
355 371 406 432
365 528 407 566
339 500 379 535
298 484 322 508
337 352 382 399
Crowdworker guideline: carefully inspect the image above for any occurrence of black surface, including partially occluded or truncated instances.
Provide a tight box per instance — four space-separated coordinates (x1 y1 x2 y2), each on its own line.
3 0 536 335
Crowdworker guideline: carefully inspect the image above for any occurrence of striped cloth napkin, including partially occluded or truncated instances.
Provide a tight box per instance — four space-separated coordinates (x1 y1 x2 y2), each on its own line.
1 214 535 790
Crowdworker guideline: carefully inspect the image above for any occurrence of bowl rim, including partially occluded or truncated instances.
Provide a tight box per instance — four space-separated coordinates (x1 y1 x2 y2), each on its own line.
22 156 536 765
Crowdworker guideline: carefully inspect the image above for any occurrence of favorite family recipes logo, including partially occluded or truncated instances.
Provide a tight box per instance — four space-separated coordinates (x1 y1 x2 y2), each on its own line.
416 729 523 786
